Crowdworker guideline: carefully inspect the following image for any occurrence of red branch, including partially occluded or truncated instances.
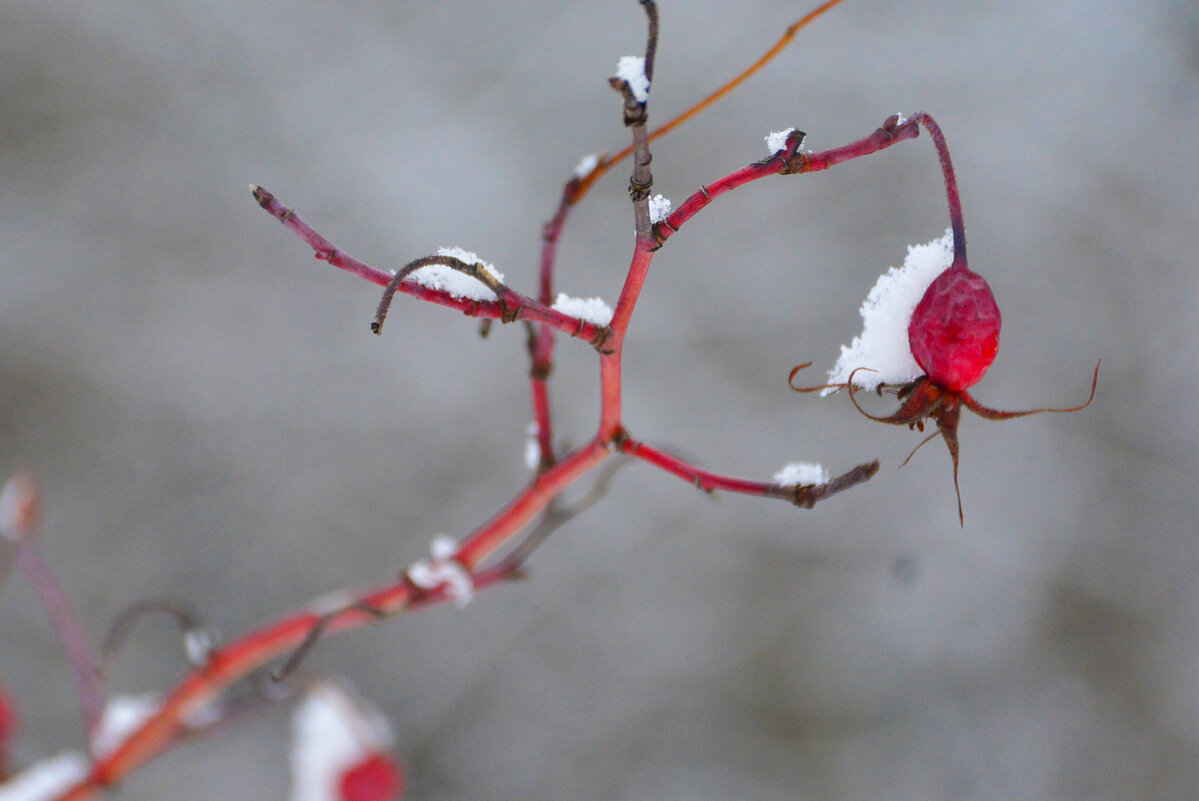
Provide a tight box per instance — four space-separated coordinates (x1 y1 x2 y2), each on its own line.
251 186 609 347
48 110 919 801
41 10 951 792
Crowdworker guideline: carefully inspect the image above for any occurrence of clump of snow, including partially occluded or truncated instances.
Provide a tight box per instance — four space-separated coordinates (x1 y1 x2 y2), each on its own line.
647 194 672 224
91 693 161 759
406 247 504 301
0 752 89 801
824 230 954 394
524 422 540 471
291 682 394 801
552 293 614 327
773 462 829 486
183 626 218 665
435 247 502 280
765 128 797 154
894 112 909 125
573 153 600 180
406 535 473 608
614 56 650 102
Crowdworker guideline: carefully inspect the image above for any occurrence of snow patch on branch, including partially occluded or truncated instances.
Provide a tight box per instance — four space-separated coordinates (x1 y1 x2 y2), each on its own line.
573 153 600 180
405 247 504 301
552 293 614 327
773 462 829 487
406 535 473 608
524 422 541 470
824 230 954 394
765 128 796 154
0 752 89 801
614 56 650 102
648 194 672 224
91 693 162 759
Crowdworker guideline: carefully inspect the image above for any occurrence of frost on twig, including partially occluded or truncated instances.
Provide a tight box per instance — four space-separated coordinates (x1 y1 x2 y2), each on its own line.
406 536 473 608
613 56 650 103
824 230 954 394
647 194 672 224
765 128 797 154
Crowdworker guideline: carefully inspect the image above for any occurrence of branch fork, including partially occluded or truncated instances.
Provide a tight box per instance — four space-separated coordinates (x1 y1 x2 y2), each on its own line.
38 1 976 796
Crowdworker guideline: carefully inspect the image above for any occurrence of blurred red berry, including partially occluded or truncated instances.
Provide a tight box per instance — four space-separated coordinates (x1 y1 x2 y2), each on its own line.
338 752 404 801
0 679 16 777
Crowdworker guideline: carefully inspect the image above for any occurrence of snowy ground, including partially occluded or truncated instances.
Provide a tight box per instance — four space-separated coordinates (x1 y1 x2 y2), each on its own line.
2 1 1197 799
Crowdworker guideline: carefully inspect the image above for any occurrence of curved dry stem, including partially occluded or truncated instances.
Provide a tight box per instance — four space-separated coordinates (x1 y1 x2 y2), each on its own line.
788 362 847 393
100 598 207 678
271 602 389 683
962 361 1100 420
897 429 941 469
845 368 913 424
372 255 507 336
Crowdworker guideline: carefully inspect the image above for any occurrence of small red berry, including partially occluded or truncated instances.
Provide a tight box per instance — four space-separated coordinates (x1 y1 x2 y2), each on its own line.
338 752 405 801
0 678 16 778
907 261 1001 392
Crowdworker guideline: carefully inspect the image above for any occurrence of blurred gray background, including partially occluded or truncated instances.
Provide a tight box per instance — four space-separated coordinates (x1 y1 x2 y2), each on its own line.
1 1 1196 799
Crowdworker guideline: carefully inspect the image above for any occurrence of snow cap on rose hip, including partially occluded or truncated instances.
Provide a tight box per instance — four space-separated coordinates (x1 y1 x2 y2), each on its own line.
791 113 1097 524
291 681 404 801
791 230 1096 524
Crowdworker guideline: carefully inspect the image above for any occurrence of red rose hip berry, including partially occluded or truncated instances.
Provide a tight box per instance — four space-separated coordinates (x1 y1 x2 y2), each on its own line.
907 262 1001 392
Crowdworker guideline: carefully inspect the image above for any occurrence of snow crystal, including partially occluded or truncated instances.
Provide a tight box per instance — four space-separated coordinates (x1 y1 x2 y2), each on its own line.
406 535 473 608
573 153 600 179
91 693 161 759
773 462 829 487
291 682 393 801
524 422 540 470
824 230 955 394
648 194 672 224
0 752 89 801
552 293 614 327
615 56 650 102
765 128 796 154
